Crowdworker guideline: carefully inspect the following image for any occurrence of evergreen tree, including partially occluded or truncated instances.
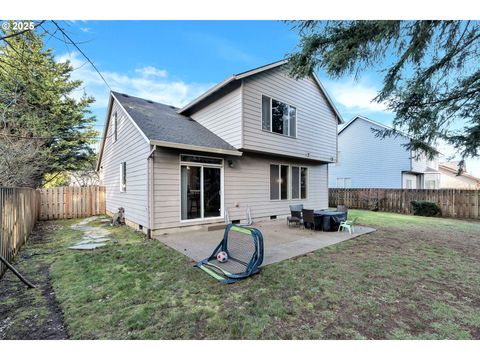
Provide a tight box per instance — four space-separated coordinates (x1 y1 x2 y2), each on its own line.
0 21 98 187
288 21 480 167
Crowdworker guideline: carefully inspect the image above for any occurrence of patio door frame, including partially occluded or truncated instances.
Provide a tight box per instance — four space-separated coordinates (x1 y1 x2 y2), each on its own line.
179 153 224 223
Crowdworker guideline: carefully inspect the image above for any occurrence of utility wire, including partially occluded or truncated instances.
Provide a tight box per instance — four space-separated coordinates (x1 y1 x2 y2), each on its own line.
51 20 111 90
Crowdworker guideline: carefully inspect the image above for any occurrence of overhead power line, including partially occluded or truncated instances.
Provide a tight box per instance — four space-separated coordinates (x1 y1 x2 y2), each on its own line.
50 20 111 90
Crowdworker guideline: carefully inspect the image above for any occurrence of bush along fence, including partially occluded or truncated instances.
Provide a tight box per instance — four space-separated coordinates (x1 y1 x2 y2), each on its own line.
329 188 480 219
0 188 40 277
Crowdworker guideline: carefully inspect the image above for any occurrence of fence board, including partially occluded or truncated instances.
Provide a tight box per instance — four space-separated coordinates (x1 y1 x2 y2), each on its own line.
38 186 105 220
0 188 39 277
329 188 480 219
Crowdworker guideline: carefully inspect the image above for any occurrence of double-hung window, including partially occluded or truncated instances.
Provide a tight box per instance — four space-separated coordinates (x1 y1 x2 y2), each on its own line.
262 95 296 137
270 164 308 200
270 164 289 200
291 166 308 199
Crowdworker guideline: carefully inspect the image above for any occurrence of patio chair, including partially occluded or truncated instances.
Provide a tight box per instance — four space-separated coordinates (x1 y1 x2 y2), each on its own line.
225 207 253 226
302 209 321 231
287 204 303 227
338 217 358 235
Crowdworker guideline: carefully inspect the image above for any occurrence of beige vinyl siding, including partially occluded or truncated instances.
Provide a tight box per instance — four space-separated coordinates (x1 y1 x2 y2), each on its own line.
99 99 150 227
242 66 338 162
224 153 328 221
188 85 242 148
152 148 328 230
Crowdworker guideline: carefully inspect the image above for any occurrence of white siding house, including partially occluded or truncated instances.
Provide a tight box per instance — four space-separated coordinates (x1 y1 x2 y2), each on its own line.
329 116 440 189
97 60 342 234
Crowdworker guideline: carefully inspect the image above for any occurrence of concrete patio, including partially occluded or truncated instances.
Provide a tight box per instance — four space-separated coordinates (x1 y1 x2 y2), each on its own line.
154 219 376 266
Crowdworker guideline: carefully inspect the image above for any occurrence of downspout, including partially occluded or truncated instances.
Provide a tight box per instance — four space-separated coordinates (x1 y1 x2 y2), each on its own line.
147 145 157 239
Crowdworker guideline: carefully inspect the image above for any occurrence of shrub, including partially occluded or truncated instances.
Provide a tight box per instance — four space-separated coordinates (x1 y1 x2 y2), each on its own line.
410 200 442 217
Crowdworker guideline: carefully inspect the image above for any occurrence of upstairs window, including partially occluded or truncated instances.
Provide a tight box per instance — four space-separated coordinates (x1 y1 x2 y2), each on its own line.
112 112 118 143
262 95 296 137
120 162 126 192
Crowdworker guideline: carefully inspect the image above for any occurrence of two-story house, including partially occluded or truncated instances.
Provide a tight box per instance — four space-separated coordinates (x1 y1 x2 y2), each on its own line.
96 60 343 235
329 115 440 189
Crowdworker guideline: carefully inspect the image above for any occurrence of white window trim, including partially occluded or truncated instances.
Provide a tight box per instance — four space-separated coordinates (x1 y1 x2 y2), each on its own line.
119 162 126 192
270 164 308 201
262 95 297 138
179 153 224 223
291 166 308 200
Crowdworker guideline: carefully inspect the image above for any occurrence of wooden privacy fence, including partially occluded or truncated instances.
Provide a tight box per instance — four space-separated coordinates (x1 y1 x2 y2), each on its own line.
0 188 40 276
38 186 106 220
329 188 480 219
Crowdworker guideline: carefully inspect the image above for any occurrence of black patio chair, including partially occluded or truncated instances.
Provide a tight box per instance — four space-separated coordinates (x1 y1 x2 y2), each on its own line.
302 209 321 231
287 204 303 227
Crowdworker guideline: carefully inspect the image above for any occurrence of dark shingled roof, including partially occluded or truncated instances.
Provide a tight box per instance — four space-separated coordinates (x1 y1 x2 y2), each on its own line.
112 91 238 153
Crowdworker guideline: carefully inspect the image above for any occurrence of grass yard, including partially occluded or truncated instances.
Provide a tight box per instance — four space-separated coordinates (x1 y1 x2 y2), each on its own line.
1 210 480 339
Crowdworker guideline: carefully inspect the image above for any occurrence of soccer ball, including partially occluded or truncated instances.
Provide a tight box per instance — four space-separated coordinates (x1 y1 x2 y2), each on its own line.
216 251 228 263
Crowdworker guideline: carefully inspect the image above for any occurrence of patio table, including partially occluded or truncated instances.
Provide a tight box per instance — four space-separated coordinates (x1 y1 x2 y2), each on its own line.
314 210 347 231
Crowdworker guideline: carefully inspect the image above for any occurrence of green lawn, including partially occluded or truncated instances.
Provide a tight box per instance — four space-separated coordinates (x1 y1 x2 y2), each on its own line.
1 210 480 339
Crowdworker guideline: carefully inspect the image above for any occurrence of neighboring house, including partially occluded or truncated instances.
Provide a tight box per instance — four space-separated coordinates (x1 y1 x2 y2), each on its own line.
438 161 480 189
329 116 440 189
96 60 343 235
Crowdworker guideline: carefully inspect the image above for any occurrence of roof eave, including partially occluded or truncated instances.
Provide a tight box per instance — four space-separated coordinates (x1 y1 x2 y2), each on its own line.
95 94 114 172
149 139 243 157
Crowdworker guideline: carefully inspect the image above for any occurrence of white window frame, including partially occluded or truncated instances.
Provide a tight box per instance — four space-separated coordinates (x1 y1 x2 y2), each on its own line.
119 162 126 192
291 166 308 200
269 163 290 201
179 153 224 223
262 95 297 138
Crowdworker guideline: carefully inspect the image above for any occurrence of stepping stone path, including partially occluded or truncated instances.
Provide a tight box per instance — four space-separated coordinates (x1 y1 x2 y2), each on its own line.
69 216 112 250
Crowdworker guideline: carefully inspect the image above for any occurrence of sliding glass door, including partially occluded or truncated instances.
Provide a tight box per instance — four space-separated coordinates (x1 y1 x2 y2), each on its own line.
180 155 223 221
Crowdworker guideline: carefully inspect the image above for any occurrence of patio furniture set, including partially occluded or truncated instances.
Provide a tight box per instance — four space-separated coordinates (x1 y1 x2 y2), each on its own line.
287 204 357 234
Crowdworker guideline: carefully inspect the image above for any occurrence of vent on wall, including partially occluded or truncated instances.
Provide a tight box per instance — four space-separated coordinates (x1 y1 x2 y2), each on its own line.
270 215 277 220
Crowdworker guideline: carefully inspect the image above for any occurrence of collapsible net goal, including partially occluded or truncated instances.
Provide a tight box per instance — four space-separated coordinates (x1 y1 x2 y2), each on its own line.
195 224 264 284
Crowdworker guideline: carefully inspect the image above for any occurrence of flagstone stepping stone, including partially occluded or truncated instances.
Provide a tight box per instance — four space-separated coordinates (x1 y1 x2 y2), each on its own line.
69 243 108 250
69 216 113 251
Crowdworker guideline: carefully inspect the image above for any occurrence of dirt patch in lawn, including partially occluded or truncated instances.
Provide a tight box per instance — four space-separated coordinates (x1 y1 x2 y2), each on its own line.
0 222 68 340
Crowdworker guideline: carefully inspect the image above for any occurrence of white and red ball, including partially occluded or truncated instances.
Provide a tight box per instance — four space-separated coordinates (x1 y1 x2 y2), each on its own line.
216 251 228 263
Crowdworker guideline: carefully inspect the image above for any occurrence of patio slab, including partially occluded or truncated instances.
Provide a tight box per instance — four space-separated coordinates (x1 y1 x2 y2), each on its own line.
154 219 376 266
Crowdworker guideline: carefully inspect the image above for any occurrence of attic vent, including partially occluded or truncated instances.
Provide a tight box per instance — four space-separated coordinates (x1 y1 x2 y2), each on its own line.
169 106 177 110
146 100 154 104
121 93 130 98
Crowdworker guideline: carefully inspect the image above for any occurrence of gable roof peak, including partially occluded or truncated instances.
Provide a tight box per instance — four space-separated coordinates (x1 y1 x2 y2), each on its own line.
177 59 343 124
